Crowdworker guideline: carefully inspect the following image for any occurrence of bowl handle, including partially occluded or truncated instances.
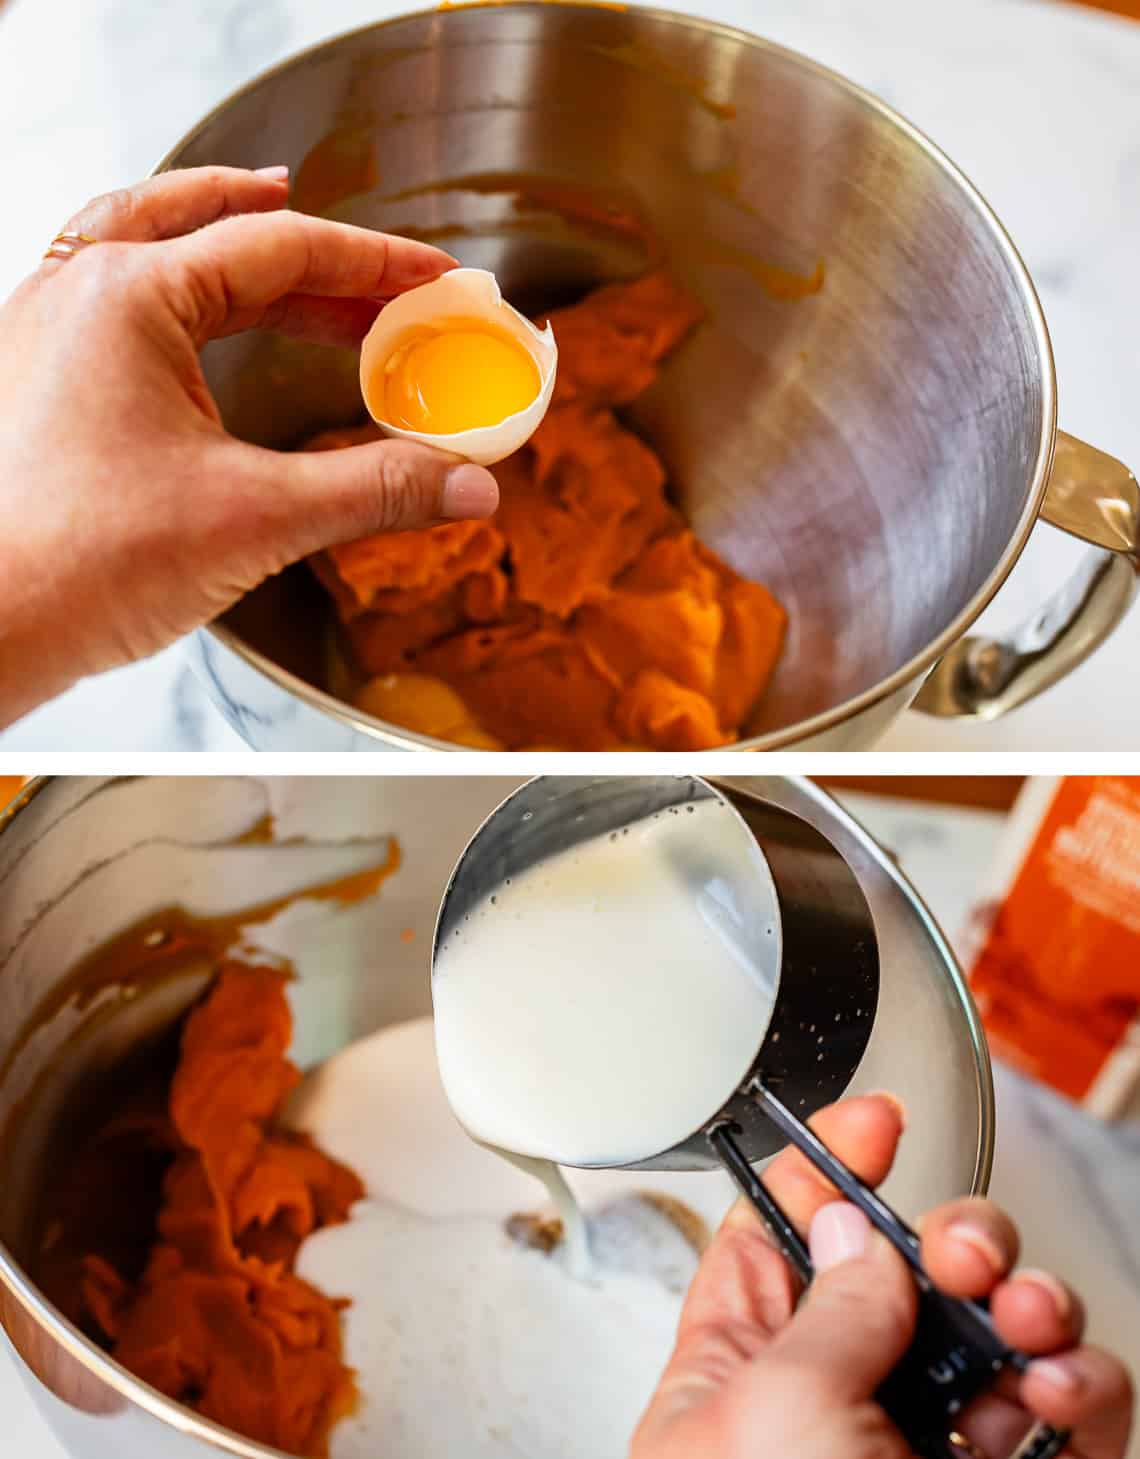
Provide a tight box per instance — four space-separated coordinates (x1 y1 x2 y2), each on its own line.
913 432 1138 719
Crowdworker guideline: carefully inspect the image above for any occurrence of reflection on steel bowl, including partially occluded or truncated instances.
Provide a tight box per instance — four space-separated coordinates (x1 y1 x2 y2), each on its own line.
163 2 1138 752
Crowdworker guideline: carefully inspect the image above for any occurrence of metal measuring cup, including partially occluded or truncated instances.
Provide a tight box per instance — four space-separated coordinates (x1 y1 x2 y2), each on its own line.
433 774 880 1169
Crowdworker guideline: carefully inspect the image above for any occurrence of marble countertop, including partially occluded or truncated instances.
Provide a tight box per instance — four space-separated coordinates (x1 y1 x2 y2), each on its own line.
1 0 1139 751
3 790 1138 1455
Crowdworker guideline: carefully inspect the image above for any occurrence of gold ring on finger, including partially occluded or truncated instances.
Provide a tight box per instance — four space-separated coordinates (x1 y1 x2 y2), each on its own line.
949 1432 993 1459
42 231 97 262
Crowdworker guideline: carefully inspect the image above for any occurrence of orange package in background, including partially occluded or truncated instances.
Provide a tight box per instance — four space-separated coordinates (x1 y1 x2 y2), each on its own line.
964 777 1140 1120
0 777 25 808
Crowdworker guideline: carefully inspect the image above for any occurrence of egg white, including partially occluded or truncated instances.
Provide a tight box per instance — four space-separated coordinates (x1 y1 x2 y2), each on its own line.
359 268 558 466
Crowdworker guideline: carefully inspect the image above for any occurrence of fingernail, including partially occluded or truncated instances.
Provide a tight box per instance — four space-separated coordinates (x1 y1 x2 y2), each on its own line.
442 463 499 519
1015 1268 1072 1323
1028 1358 1084 1396
946 1222 1007 1275
865 1090 908 1130
255 164 290 182
809 1201 871 1272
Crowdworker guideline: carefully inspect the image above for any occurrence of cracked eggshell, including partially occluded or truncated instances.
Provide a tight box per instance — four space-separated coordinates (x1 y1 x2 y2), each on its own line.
359 267 558 466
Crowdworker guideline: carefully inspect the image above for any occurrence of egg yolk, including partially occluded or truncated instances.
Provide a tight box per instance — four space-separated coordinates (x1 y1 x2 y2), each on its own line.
355 671 503 748
378 321 541 435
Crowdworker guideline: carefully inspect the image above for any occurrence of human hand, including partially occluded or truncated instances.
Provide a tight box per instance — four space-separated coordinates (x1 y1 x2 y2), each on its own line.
633 1095 1133 1459
0 167 499 725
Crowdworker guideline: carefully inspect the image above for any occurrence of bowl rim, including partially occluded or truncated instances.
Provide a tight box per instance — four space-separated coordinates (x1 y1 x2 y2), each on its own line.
159 0 1059 754
0 772 995 1459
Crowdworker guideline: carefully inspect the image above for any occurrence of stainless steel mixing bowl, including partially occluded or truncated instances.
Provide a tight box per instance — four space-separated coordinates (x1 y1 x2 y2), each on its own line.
0 775 991 1459
160 2 1139 751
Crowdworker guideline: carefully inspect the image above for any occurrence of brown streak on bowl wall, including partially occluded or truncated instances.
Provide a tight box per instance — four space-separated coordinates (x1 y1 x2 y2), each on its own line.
0 837 402 1097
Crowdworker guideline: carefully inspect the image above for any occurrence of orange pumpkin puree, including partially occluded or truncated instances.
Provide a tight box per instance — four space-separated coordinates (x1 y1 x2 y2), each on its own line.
35 966 363 1458
308 270 787 750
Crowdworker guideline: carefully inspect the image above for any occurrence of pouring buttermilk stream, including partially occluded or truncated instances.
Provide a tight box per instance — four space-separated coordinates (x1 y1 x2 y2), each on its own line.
430 794 780 1262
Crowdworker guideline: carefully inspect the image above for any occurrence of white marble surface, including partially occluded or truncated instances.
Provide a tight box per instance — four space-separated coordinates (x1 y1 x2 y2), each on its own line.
1 0 1139 751
2 791 1137 1455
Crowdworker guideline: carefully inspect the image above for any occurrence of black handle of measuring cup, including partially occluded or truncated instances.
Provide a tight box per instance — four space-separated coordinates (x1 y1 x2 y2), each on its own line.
709 1090 1071 1459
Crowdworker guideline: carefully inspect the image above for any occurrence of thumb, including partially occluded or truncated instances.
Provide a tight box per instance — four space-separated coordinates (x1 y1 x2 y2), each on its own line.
767 1202 918 1402
633 1208 800 1449
245 436 500 556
